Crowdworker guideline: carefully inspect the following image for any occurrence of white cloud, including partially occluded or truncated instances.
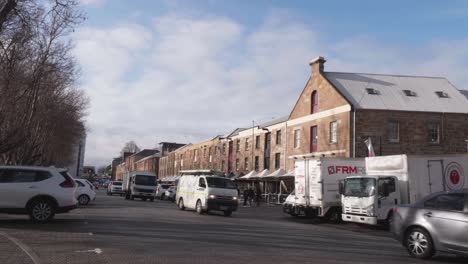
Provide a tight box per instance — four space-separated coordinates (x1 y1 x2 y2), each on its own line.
75 12 468 166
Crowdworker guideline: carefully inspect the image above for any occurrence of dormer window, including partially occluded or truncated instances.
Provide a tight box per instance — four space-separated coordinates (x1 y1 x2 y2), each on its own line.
403 90 417 97
435 91 449 98
366 88 380 95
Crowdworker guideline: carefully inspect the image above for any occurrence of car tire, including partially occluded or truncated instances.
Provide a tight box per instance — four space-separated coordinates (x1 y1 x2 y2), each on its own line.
223 210 232 217
196 200 204 215
78 194 90 206
326 208 342 224
28 199 55 223
405 227 435 259
161 194 165 200
178 198 185 210
142 198 147 201
150 198 154 202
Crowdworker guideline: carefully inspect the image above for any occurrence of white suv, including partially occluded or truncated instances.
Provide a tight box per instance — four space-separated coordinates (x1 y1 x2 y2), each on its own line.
0 166 78 223
74 178 96 205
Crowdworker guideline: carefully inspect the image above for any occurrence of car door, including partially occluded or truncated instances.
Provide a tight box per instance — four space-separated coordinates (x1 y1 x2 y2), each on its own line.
196 177 207 208
423 193 468 253
0 169 15 208
8 169 49 208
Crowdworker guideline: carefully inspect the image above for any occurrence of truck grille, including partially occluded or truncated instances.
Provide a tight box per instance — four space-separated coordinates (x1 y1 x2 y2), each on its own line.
215 195 234 201
136 189 155 193
344 207 366 215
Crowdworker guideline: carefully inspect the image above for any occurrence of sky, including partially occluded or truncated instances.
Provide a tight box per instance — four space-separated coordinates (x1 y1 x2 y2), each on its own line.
75 0 468 166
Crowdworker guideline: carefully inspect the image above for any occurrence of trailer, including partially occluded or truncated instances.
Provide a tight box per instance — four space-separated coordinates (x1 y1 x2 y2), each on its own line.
283 157 365 222
341 154 468 225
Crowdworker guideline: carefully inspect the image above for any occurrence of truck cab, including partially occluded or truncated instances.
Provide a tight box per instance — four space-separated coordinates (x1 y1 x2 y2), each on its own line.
341 175 400 225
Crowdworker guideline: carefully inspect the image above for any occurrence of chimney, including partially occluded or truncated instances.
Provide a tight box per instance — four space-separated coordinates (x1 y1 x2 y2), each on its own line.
309 56 326 76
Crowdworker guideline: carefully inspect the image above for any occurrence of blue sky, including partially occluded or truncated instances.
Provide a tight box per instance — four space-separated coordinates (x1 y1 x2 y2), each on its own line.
76 0 468 165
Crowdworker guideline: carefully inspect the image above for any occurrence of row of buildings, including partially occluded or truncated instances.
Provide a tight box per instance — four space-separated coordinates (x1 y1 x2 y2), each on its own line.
112 56 468 181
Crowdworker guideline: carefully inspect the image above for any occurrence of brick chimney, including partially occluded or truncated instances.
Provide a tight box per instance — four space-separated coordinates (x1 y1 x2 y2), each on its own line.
309 56 326 77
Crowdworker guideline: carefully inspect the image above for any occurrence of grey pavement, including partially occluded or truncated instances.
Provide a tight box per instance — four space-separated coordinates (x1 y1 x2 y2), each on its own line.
0 190 466 264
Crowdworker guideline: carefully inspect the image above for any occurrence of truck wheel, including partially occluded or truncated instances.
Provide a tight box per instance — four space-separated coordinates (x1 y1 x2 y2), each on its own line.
223 210 232 217
196 200 204 215
28 199 56 223
405 228 434 259
326 208 342 223
178 198 185 210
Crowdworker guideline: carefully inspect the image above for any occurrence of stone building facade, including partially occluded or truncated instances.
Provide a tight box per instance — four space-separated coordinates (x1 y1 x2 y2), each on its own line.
157 56 468 177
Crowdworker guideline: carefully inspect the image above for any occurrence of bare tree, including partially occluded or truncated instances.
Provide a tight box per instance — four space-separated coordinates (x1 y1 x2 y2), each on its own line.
0 0 87 166
121 141 141 154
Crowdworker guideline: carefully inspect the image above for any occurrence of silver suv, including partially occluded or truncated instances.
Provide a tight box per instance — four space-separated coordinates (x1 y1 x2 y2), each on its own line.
392 190 468 259
0 166 78 223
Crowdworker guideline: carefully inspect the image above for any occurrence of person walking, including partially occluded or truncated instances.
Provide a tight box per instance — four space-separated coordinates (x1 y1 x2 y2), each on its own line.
243 188 249 207
255 187 262 207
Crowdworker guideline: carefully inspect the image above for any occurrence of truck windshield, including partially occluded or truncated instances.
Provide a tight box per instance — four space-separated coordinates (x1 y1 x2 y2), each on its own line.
135 175 156 186
206 178 236 189
344 178 376 197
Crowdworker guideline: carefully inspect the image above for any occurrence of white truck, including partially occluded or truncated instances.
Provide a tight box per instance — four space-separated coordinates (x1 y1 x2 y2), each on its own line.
283 157 365 222
341 154 468 225
123 171 157 202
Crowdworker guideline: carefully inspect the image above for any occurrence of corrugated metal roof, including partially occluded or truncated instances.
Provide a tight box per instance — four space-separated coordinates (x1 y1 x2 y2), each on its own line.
258 115 288 128
324 72 468 114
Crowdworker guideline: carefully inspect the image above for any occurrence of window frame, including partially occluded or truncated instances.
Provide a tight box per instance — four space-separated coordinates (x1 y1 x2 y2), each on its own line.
255 135 260 149
424 193 466 212
276 130 282 145
428 122 440 144
329 121 338 144
311 90 318 114
293 129 301 149
387 120 399 143
275 153 281 169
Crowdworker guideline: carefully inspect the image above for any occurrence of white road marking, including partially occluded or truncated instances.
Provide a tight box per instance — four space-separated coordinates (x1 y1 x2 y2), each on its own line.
0 231 42 264
75 248 102 254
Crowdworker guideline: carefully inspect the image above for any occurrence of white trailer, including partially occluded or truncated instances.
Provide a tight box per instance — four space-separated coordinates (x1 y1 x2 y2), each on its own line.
341 154 468 225
283 157 365 222
123 171 157 201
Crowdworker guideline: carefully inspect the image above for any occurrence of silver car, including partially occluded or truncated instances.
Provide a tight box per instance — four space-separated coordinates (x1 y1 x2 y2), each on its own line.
392 189 468 259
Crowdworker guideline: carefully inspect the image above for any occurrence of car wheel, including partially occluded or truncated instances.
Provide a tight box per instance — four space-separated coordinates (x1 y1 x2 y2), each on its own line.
29 199 55 223
150 198 154 202
78 194 90 205
161 194 165 200
223 210 232 217
196 200 204 215
178 198 185 210
405 228 435 259
142 198 147 201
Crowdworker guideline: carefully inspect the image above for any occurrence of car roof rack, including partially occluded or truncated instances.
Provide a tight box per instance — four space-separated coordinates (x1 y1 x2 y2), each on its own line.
179 170 225 176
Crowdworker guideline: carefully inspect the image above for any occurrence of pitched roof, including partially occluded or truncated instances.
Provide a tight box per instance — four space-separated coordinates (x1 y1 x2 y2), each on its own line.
460 89 468 100
324 72 468 114
258 115 288 128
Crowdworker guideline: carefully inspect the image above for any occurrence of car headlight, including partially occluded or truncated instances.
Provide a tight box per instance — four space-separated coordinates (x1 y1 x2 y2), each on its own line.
366 205 375 216
233 196 238 200
209 194 216 199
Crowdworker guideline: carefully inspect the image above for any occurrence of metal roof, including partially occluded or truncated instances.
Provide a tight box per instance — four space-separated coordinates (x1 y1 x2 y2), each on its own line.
258 115 288 128
324 72 468 114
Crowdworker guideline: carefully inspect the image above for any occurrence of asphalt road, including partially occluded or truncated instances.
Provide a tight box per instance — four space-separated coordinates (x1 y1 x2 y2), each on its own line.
0 190 466 264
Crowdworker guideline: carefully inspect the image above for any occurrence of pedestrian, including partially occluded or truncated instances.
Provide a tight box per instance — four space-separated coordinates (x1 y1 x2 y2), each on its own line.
243 188 249 206
255 187 262 207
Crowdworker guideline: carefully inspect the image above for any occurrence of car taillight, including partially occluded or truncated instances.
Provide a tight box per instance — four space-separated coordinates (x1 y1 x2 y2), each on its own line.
60 180 76 188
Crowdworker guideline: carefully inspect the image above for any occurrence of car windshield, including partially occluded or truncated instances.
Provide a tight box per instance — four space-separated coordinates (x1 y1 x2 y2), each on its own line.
113 182 122 186
344 178 376 197
160 184 171 189
206 177 237 189
135 175 156 186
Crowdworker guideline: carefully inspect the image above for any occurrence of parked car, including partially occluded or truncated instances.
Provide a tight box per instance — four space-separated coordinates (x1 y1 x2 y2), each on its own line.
107 181 124 196
156 184 171 200
164 186 177 201
74 178 96 205
392 190 468 259
0 166 78 223
92 181 99 190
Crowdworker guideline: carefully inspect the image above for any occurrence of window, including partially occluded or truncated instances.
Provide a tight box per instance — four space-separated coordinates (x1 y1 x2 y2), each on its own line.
0 170 52 183
222 144 226 154
254 156 259 171
75 180 85 187
377 177 396 196
388 121 399 143
329 121 338 143
198 178 206 188
428 122 440 143
244 158 249 170
403 90 417 97
264 157 270 170
294 129 301 148
236 159 240 171
275 153 281 169
366 88 380 95
203 148 206 157
221 160 225 171
236 139 240 152
245 138 249 151
276 130 282 145
311 90 318 113
424 194 465 211
435 91 449 98
255 135 260 149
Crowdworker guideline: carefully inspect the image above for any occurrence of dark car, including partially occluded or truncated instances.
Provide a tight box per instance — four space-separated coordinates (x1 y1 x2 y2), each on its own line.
391 189 468 259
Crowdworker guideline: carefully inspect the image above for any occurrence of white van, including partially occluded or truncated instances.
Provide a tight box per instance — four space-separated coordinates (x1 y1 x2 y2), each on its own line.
176 171 239 216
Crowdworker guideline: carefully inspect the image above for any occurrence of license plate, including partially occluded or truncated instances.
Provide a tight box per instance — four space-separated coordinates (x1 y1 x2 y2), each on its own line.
219 206 228 210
